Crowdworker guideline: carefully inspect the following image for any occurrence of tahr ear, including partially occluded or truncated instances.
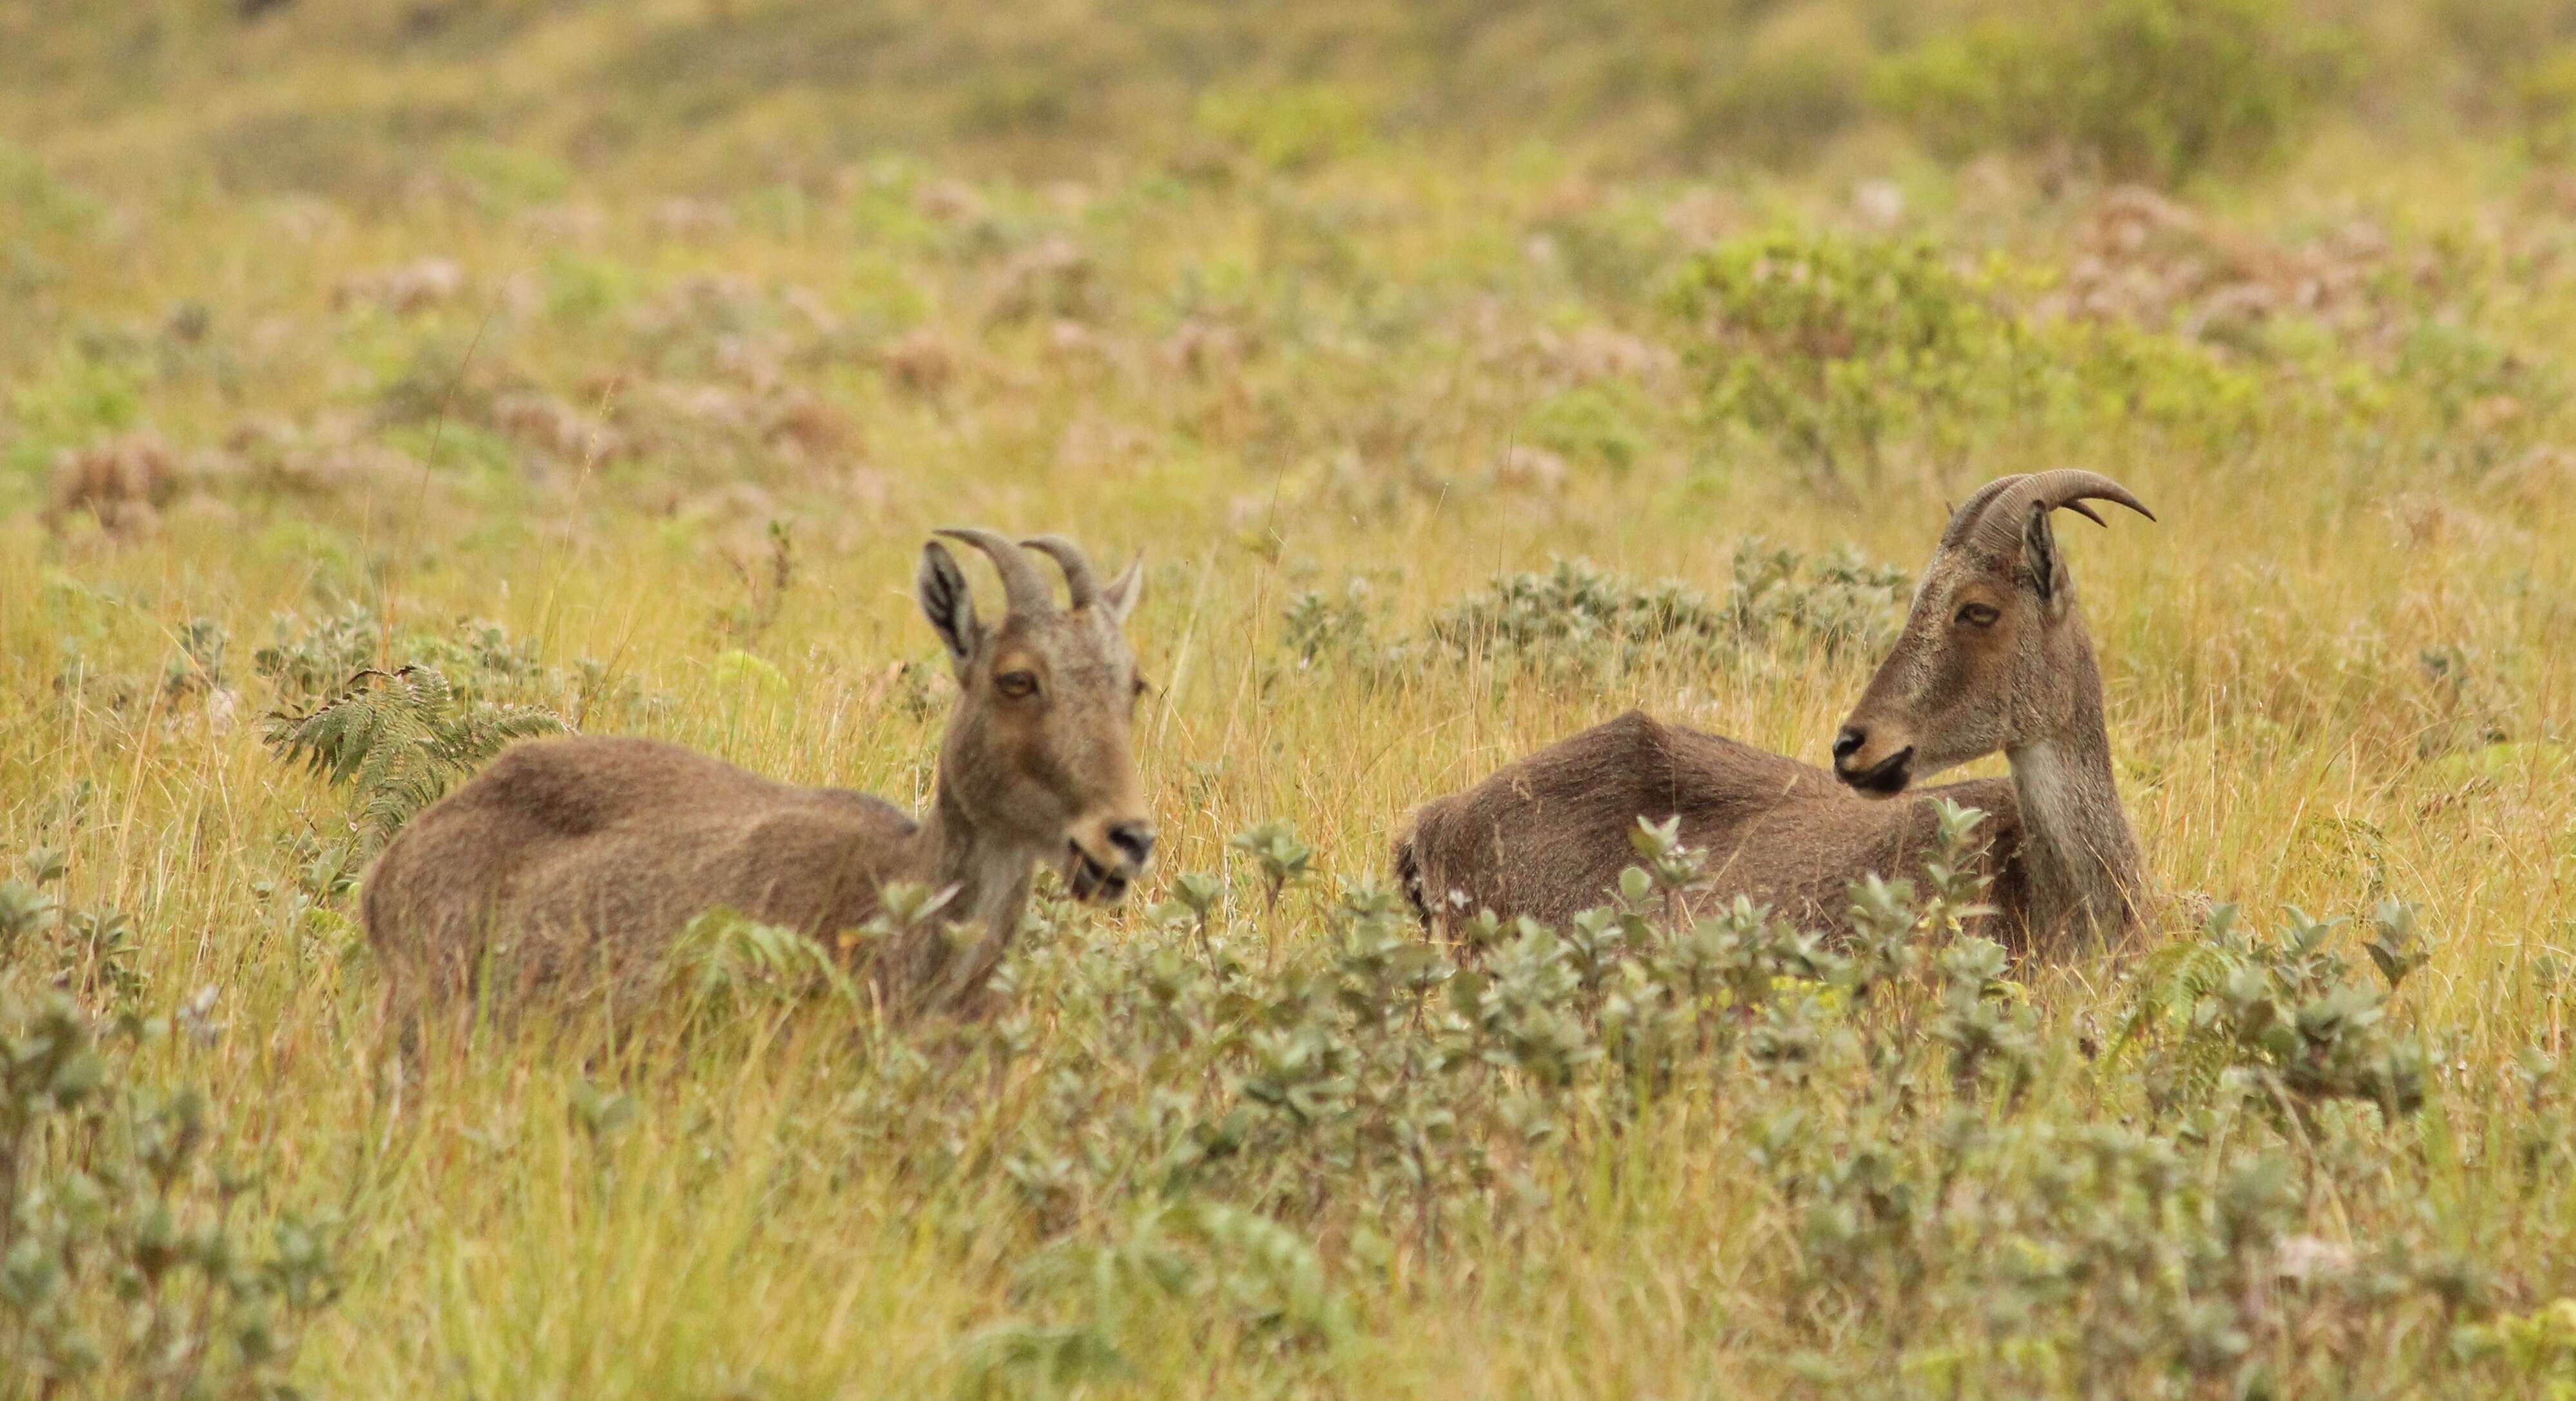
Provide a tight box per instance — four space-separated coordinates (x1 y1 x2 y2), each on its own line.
2023 504 2067 611
917 541 981 671
1098 555 1144 625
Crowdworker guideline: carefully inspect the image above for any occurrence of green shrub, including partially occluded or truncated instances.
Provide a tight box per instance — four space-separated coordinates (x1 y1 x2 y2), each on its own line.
884 803 2497 1391
0 852 146 1015
1676 2 1876 168
8 358 144 460
666 906 859 1024
1670 233 2015 479
1520 380 1654 475
1279 580 1392 672
1282 543 1909 685
2392 315 2564 440
542 251 638 324
440 140 572 208
2118 902 2432 1122
3 881 342 1398
955 68 1079 139
0 142 102 239
1670 231 2272 478
1420 542 1908 677
2515 48 2576 162
1193 84 1374 173
1873 0 2350 187
2434 0 2576 94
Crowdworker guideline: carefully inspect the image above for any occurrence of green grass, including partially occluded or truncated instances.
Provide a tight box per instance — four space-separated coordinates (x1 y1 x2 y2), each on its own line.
6 1 2576 1396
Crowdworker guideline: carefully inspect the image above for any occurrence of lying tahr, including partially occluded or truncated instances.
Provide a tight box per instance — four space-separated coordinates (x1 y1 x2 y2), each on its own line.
364 529 1155 1035
1396 471 2155 951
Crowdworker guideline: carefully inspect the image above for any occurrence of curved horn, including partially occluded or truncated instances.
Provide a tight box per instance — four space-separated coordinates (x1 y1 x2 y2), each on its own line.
934 527 1056 616
1956 471 2156 557
1938 475 2029 551
1020 534 1100 611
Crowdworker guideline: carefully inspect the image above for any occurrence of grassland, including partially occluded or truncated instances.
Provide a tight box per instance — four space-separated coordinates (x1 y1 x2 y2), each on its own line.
6 1 2576 1396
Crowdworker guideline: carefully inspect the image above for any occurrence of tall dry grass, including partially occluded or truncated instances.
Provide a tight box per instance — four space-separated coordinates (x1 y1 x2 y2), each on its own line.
5 3 2576 1395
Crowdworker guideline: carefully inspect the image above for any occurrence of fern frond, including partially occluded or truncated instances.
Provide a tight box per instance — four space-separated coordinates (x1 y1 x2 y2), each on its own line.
2111 937 2241 1052
264 664 568 846
435 703 566 770
264 667 420 784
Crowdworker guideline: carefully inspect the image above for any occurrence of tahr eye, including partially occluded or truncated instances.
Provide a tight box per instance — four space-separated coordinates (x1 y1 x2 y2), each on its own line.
996 670 1040 699
1955 603 2001 628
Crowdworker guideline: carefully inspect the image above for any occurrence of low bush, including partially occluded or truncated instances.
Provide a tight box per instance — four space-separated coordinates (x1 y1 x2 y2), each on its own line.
1 866 343 1400
1283 541 1907 684
1193 84 1375 173
1518 380 1655 475
1670 231 2275 482
1873 0 2351 188
863 807 2496 1393
1675 2 1877 168
2517 50 2576 162
1422 544 1908 675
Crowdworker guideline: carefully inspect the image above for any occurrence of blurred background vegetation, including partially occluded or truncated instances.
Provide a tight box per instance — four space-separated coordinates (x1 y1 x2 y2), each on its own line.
3 0 2574 194
11 0 2576 524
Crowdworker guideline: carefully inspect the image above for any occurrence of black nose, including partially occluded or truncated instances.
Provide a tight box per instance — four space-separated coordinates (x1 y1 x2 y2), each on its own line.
1832 727 1866 763
1107 822 1156 870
